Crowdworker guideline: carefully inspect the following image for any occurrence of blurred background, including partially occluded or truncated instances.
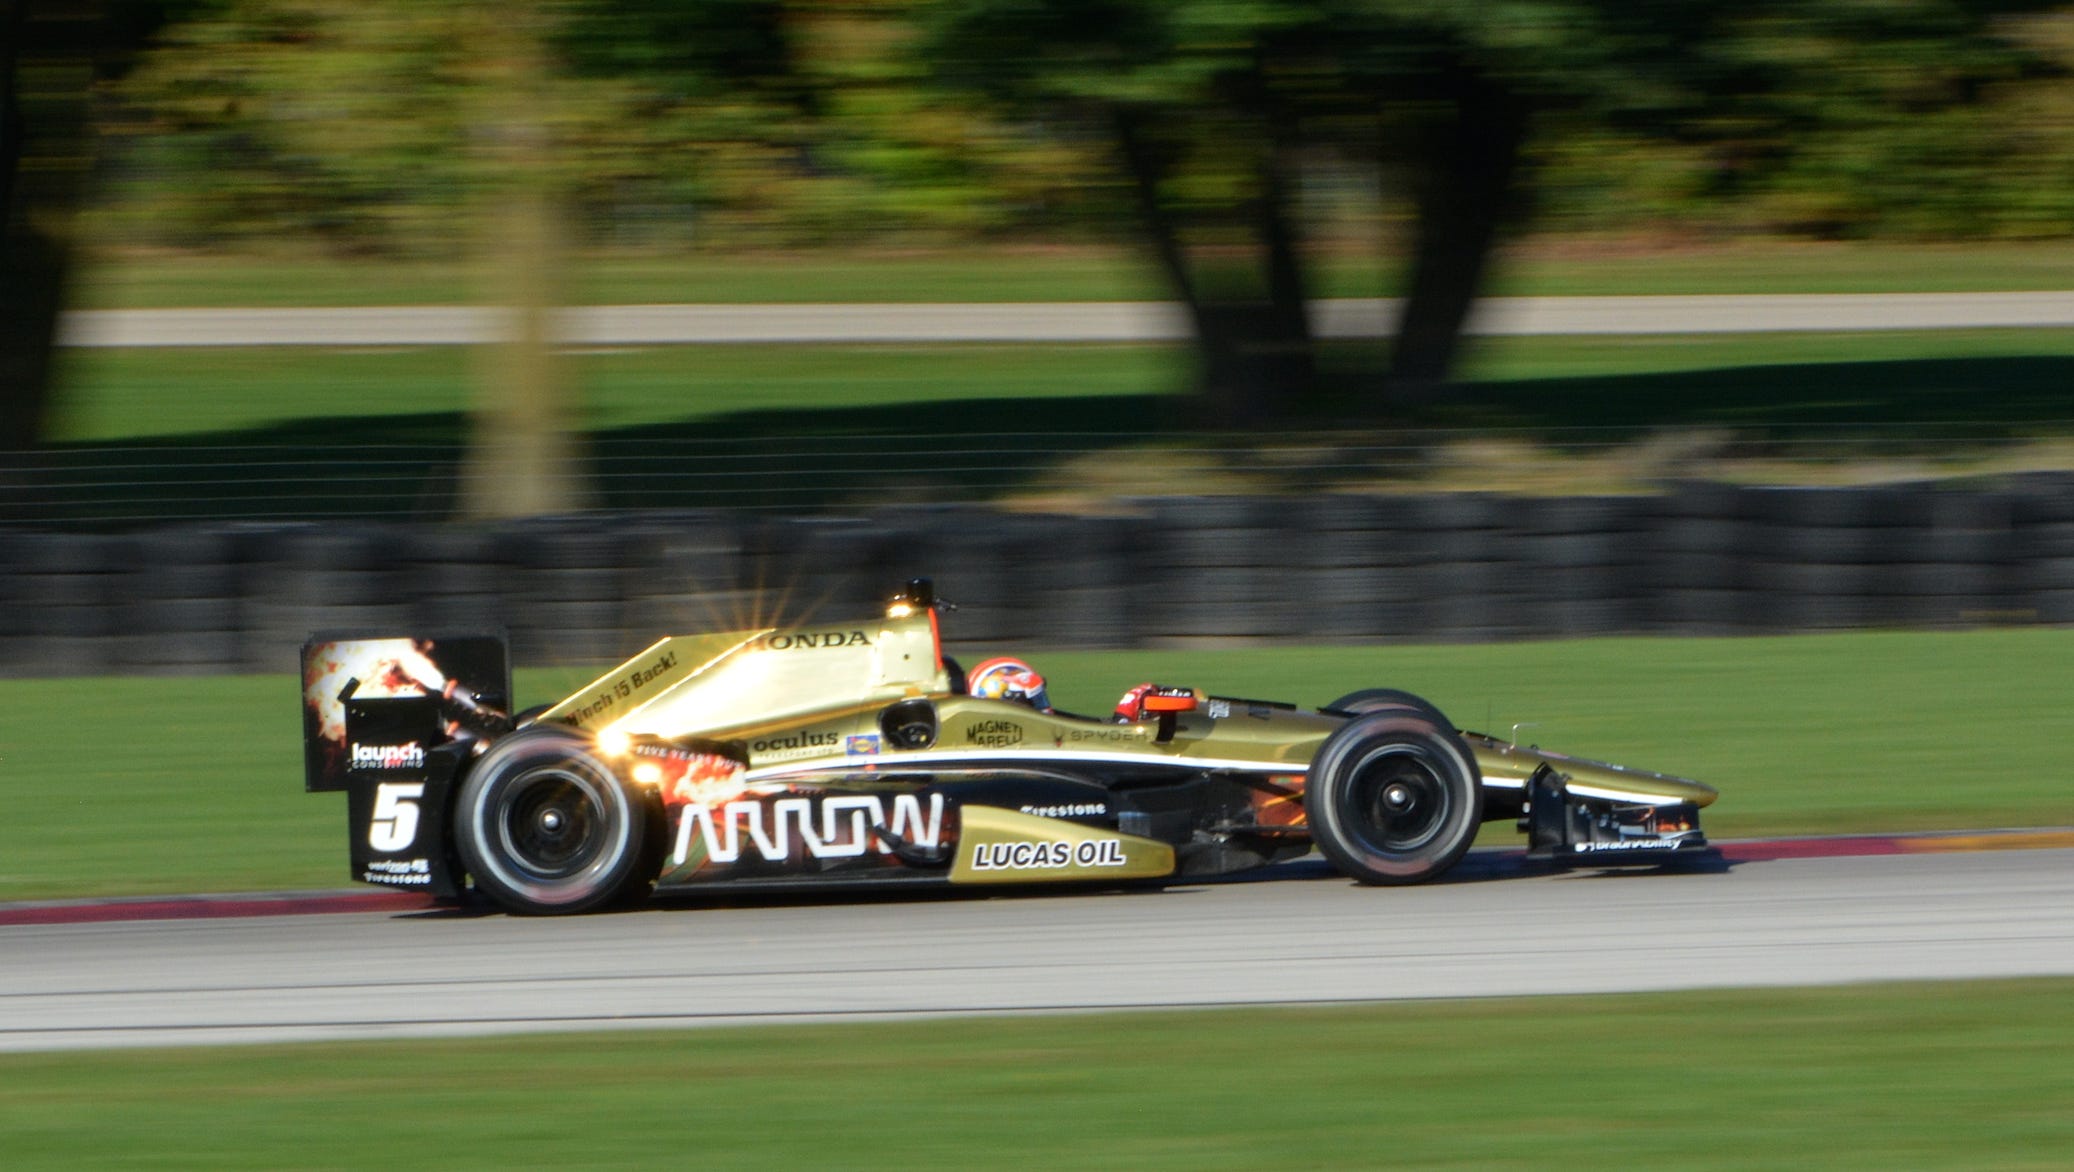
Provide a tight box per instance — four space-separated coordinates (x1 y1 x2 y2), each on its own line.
5 0 2074 669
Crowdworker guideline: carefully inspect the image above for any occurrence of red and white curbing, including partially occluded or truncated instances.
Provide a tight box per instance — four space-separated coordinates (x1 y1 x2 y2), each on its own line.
0 890 434 927
1719 827 2074 862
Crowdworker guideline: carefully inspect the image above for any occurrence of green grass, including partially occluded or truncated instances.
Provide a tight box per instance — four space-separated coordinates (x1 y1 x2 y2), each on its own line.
1 630 2065 903
1051 630 2073 840
1461 327 2074 389
69 239 2074 308
3 979 2070 1168
48 343 1186 442
1482 238 2074 296
32 330 2073 523
50 329 2074 444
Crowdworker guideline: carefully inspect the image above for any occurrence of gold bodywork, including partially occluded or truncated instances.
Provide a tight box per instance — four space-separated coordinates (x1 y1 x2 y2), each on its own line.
537 610 1341 776
1466 733 1717 807
537 607 1715 857
538 612 946 739
950 806 1175 884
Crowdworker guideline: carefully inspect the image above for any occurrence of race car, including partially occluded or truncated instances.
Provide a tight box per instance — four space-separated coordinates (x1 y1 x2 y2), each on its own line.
303 579 1716 914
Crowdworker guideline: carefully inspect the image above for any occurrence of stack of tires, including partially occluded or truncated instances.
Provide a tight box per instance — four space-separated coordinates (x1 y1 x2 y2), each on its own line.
2023 478 2074 624
0 533 126 671
1650 482 1762 634
120 526 243 673
1144 497 1307 643
1517 496 1646 638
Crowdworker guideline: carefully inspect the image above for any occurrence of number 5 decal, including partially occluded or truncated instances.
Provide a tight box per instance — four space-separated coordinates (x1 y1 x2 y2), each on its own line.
369 782 426 852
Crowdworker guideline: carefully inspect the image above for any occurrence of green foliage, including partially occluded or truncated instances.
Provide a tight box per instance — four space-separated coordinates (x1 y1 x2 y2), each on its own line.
91 0 1118 252
1534 7 2074 239
95 0 478 249
83 1 2074 253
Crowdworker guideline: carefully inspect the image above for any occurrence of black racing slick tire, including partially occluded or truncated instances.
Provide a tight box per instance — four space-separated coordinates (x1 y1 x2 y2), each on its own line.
1305 711 1483 886
453 728 651 915
1322 687 1454 731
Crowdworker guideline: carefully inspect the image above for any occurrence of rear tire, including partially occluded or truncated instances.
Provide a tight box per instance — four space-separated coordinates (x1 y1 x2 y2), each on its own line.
454 728 649 915
1306 711 1482 885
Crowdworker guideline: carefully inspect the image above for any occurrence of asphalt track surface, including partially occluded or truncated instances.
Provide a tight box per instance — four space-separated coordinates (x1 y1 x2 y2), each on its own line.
4 841 2071 1053
56 291 2074 347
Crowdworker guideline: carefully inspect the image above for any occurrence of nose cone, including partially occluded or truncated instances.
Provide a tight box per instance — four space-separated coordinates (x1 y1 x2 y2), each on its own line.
1467 733 1715 807
1551 755 1717 807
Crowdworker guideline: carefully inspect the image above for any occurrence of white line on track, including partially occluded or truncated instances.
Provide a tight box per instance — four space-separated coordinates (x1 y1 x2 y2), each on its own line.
3 848 2070 1052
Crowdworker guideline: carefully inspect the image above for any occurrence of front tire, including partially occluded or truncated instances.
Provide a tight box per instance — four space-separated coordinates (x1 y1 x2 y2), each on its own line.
1305 711 1483 885
454 728 650 914
1322 687 1454 730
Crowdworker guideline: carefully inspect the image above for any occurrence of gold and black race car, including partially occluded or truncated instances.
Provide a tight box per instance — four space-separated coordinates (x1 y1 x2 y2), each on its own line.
303 580 1716 914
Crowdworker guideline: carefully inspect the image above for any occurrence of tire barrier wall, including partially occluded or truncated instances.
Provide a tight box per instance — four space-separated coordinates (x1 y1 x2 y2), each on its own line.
4 476 2072 677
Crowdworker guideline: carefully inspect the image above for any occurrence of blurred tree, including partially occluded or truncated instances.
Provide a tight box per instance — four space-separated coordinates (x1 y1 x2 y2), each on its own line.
457 0 589 520
13 0 2069 453
927 0 2071 414
97 0 1102 253
1 0 192 453
551 1 1113 247
926 0 1322 423
1671 5 2072 241
25 0 591 515
103 1 480 252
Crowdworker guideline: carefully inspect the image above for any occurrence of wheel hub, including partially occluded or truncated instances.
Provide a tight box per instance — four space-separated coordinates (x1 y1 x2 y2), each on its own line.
1342 748 1453 855
498 770 607 879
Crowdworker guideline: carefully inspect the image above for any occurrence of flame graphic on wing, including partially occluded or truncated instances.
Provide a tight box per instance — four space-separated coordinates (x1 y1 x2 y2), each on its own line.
303 639 450 745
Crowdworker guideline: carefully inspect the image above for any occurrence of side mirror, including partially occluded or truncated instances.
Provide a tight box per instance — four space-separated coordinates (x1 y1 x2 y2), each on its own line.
1139 689 1198 714
1137 686 1199 743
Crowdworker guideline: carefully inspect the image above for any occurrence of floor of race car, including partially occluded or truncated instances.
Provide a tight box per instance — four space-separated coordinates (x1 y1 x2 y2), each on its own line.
3 842 2071 1052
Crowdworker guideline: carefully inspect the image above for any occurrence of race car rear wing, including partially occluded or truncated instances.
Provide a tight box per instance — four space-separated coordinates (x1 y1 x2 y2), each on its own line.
300 633 512 792
300 633 512 898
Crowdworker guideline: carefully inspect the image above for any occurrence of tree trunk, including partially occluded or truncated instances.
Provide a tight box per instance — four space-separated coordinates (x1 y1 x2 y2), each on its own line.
457 5 590 520
1 1 22 226
1247 104 1316 419
0 1 98 454
1112 102 1315 427
1386 72 1532 400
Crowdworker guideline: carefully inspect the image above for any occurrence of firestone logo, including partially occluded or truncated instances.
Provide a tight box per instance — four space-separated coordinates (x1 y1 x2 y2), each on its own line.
1020 803 1107 818
363 858 432 886
351 741 425 770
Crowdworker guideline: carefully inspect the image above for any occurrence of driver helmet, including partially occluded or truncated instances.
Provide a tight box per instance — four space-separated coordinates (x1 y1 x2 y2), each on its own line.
967 657 1051 712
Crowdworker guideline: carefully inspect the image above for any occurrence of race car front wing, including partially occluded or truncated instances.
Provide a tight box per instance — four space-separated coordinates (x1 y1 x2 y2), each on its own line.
1522 765 1711 864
